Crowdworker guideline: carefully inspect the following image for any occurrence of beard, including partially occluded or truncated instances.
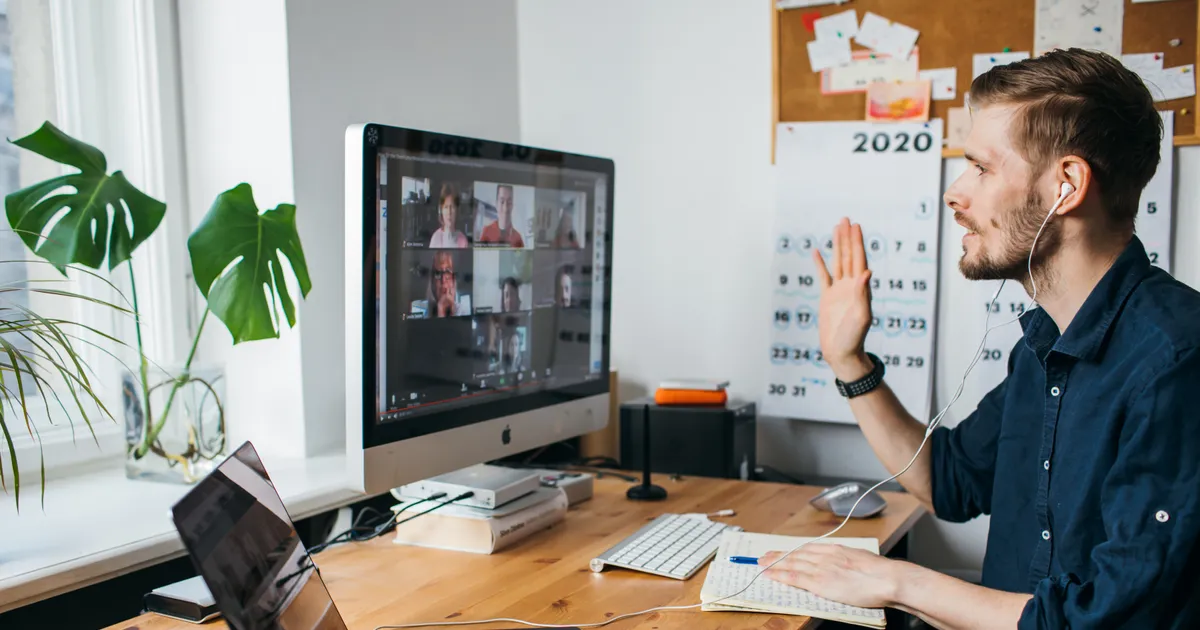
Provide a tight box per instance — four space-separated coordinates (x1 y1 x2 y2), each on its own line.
958 187 1062 283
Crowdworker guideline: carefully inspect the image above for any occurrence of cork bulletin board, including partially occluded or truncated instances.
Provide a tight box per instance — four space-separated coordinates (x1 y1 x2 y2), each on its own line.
771 0 1200 159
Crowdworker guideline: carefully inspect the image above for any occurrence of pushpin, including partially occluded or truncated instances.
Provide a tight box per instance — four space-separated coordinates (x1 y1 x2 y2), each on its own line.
1003 47 1011 53
1186 67 1193 73
1170 38 1182 47
1155 54 1162 61
990 56 996 63
1183 108 1190 116
869 53 876 59
1094 26 1102 33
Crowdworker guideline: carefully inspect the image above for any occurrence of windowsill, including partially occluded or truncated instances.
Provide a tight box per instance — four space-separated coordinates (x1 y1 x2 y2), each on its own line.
0 450 361 613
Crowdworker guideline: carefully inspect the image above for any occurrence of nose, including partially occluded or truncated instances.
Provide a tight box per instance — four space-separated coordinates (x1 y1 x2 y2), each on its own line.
944 176 967 213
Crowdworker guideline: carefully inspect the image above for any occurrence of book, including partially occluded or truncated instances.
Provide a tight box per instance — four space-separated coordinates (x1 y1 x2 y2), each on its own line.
700 531 886 629
653 389 728 406
390 487 568 554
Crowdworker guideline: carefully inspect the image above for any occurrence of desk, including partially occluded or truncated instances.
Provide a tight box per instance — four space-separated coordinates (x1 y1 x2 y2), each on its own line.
106 475 925 630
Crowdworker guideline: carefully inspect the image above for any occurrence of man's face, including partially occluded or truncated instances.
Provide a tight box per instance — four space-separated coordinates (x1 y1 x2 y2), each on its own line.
945 104 1061 281
433 255 455 300
497 186 514 230
560 274 572 307
502 282 518 311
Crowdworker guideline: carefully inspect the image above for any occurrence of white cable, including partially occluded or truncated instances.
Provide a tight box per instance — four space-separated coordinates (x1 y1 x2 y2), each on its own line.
378 191 1070 630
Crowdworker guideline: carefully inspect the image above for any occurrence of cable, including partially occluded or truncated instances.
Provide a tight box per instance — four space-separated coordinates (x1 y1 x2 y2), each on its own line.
309 492 451 555
378 196 1069 630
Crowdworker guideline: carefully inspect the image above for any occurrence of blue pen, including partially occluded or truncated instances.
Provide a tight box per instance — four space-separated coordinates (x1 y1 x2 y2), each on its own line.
729 556 760 565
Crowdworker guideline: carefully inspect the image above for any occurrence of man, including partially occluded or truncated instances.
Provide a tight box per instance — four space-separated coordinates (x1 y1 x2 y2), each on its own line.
555 266 574 308
479 184 525 247
762 49 1200 628
421 251 469 318
501 276 522 312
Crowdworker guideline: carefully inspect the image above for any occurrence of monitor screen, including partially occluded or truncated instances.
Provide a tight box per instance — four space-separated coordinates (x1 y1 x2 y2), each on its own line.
172 442 347 630
359 127 612 445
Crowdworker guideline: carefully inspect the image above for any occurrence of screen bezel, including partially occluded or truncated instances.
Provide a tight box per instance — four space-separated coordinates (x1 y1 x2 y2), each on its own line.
357 124 614 450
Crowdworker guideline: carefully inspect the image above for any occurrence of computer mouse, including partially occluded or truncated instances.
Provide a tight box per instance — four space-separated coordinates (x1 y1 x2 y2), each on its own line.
809 481 887 518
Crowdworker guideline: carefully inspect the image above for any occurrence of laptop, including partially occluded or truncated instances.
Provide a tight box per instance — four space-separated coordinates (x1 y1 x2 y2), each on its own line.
171 441 349 630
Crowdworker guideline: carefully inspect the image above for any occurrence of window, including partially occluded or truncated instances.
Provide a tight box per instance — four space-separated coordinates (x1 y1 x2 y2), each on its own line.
2 0 192 478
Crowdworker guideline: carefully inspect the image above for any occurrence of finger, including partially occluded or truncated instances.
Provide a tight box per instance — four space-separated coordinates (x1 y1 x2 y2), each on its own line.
831 221 844 280
840 219 854 281
850 223 867 276
813 250 832 288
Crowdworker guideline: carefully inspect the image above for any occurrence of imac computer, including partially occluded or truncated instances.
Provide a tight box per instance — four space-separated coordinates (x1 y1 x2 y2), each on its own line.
344 123 614 495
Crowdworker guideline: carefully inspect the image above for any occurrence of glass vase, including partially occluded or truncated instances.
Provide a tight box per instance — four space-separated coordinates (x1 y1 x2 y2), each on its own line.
123 362 227 484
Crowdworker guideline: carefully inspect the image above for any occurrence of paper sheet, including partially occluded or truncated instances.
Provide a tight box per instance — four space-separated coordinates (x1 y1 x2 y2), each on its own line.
807 37 852 72
1035 0 1124 56
920 67 958 101
700 532 885 628
972 52 1031 79
777 0 848 8
866 80 931 122
1122 52 1164 76
947 107 972 149
1142 65 1196 102
854 12 891 51
814 9 857 41
822 49 919 94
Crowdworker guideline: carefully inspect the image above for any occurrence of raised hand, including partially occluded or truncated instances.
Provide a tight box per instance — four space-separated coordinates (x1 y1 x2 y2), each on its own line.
813 218 874 382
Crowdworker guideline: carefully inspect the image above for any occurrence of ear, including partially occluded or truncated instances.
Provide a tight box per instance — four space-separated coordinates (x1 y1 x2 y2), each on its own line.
1053 155 1092 216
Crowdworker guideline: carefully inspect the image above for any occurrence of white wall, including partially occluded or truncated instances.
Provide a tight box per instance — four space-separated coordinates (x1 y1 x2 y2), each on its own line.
516 0 1200 575
284 0 523 454
177 0 306 459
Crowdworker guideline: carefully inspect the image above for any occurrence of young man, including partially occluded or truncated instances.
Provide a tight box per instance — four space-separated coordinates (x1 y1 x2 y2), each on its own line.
762 49 1200 628
479 184 526 247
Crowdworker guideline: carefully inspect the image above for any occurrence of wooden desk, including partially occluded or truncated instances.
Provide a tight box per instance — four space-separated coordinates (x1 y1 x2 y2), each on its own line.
106 476 925 630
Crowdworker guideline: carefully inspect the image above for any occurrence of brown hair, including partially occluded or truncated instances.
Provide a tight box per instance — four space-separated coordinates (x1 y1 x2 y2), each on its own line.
969 48 1162 230
439 183 458 209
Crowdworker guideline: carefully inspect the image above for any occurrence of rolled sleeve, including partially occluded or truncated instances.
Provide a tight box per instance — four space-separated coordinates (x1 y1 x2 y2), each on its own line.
1018 349 1200 629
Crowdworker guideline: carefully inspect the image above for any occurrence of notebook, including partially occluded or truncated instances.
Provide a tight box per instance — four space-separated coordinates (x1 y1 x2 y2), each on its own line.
699 531 886 628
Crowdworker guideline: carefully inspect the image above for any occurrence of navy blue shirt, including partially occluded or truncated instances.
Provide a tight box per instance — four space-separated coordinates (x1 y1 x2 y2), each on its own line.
930 236 1200 628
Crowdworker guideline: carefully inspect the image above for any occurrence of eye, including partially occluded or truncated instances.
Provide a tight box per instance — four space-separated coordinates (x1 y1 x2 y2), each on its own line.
974 163 987 175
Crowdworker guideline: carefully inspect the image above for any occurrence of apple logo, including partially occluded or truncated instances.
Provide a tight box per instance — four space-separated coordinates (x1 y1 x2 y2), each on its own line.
501 425 512 445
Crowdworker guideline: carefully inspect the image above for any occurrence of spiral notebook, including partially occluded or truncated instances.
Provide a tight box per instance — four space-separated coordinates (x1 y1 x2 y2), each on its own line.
699 531 886 628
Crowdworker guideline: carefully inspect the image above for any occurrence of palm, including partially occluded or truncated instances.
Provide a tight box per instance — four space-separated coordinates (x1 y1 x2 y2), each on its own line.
814 219 872 376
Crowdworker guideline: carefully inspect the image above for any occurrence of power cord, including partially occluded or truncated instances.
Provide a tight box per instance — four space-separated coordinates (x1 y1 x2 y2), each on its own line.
309 491 476 555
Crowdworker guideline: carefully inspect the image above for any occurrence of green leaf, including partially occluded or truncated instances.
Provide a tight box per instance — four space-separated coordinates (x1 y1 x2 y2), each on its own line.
188 183 311 343
4 121 166 271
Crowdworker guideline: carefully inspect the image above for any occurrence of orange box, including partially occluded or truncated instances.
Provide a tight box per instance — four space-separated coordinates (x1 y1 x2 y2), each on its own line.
653 388 728 406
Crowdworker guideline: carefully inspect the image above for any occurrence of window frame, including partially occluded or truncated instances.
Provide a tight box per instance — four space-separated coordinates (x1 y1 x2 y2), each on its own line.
5 0 193 478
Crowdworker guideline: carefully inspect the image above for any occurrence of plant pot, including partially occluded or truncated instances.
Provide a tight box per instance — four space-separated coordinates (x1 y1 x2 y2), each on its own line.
123 362 227 484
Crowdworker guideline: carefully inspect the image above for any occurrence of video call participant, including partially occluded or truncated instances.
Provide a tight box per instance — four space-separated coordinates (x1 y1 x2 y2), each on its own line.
504 330 524 374
425 251 468 318
479 184 525 247
502 276 523 312
553 209 582 249
555 266 573 308
429 183 468 248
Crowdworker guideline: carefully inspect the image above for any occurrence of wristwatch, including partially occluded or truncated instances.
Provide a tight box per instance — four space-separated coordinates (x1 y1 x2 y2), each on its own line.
835 353 885 398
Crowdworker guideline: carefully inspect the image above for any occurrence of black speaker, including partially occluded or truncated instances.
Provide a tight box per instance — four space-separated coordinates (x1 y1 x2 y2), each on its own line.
619 398 756 480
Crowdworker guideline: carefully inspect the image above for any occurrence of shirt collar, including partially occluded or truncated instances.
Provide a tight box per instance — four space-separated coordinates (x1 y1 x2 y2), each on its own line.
1018 236 1150 363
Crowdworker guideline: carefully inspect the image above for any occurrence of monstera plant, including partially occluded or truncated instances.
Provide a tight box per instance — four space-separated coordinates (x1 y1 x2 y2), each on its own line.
3 121 311 493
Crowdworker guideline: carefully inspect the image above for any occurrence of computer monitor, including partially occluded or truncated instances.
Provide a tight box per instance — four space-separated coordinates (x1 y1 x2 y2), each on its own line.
344 123 614 495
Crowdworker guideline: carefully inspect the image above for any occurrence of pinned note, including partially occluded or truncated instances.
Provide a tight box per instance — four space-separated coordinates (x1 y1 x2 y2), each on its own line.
807 37 853 72
777 0 850 9
947 107 972 149
1142 65 1196 102
855 12 892 50
813 9 858 41
972 52 1030 79
1035 0 1123 56
920 67 958 101
865 80 931 122
1122 52 1165 77
823 49 919 94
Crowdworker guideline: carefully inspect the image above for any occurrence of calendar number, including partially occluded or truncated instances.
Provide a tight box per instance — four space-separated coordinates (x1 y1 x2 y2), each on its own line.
984 301 1000 313
1147 202 1158 215
981 348 1003 361
774 309 790 324
912 279 928 291
797 275 815 287
1010 303 1026 315
1149 252 1160 264
881 354 925 368
853 131 934 154
907 317 927 330
768 383 806 397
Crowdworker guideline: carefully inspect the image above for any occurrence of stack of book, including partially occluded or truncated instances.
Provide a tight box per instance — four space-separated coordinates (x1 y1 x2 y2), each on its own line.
389 486 568 554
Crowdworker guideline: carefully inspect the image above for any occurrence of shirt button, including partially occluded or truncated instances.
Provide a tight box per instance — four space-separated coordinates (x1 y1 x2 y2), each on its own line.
1042 530 1051 540
1050 386 1061 397
1157 510 1170 523
1043 460 1050 471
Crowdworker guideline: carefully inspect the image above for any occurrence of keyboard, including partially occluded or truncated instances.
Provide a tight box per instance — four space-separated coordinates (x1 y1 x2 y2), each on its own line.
589 513 742 580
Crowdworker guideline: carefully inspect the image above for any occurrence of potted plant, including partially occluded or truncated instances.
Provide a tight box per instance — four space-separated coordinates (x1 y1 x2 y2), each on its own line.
3 121 312 488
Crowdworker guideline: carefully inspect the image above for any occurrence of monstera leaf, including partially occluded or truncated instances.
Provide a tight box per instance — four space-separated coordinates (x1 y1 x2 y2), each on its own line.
188 183 311 344
5 122 166 271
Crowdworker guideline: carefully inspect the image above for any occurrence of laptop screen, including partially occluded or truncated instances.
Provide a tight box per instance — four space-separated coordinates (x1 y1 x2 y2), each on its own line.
172 442 348 630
